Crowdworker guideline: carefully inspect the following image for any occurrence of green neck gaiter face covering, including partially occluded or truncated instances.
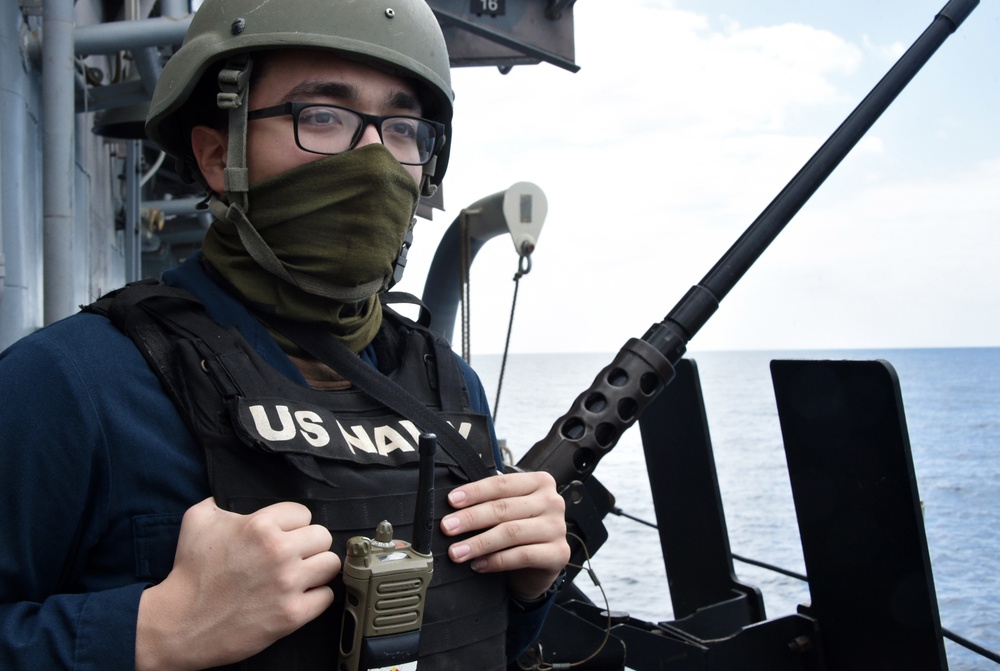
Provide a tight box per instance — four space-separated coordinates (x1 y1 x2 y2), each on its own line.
202 143 420 354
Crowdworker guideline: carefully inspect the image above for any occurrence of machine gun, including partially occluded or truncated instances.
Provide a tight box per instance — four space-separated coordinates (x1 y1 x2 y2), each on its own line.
515 2 982 669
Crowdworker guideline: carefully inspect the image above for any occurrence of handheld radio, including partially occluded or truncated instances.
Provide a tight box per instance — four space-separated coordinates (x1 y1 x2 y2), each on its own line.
338 433 437 671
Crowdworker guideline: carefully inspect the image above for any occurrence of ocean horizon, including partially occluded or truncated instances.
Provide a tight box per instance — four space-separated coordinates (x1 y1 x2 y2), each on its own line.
471 347 1000 670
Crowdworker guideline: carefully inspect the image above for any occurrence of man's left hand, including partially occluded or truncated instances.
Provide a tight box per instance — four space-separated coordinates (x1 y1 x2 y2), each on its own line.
441 471 570 601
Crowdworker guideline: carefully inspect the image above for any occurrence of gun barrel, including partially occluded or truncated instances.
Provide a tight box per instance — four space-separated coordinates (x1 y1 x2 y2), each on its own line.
518 0 979 485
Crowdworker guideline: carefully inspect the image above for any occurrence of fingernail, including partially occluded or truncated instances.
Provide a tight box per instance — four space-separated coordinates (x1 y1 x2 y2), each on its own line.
451 544 470 561
448 489 467 505
442 516 459 533
471 559 486 572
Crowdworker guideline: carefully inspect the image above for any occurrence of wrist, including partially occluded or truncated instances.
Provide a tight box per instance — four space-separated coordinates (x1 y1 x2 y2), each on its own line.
510 568 566 612
136 583 194 671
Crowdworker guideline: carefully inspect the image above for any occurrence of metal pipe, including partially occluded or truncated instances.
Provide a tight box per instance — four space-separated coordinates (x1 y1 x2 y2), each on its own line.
142 197 204 216
159 0 190 18
421 182 546 343
42 0 77 325
132 45 163 96
0 7 38 348
124 140 142 282
74 16 190 54
0 8 5 309
26 16 190 61
420 198 512 343
0 96 4 310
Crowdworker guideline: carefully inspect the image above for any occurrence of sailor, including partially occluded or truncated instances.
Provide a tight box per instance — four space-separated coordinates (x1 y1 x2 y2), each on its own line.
0 0 569 668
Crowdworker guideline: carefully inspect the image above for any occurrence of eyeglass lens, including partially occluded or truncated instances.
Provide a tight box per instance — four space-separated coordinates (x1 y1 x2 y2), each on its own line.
295 105 435 165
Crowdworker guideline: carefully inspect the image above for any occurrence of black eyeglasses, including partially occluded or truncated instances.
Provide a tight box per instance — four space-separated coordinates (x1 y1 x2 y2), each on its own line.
245 102 444 166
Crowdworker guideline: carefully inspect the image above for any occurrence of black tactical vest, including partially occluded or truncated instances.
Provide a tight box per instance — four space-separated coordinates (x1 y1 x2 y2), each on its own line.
86 281 508 670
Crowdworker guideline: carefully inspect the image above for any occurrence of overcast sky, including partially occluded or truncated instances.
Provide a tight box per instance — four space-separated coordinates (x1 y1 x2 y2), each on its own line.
398 0 1000 355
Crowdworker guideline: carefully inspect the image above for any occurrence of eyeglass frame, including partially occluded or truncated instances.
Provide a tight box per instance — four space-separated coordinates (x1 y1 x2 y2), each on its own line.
245 101 445 166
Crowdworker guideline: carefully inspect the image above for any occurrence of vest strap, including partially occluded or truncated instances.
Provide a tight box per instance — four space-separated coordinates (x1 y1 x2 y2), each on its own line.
265 315 496 482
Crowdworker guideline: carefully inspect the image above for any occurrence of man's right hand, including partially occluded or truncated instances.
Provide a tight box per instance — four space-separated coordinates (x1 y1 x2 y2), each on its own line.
135 497 340 671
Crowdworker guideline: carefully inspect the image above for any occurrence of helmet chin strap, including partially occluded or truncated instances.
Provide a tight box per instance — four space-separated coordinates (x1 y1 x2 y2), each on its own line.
217 56 254 214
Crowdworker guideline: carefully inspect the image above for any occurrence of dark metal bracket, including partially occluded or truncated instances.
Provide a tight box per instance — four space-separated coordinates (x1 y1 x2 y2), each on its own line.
772 359 948 671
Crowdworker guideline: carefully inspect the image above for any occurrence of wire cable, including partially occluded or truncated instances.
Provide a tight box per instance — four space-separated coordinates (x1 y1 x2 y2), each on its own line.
518 532 614 670
493 253 530 424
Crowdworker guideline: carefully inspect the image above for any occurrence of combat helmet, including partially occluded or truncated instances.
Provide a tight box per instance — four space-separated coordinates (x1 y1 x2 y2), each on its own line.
146 0 454 197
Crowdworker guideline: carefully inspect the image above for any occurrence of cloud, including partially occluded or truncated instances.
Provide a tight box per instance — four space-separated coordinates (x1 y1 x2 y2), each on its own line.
405 0 999 354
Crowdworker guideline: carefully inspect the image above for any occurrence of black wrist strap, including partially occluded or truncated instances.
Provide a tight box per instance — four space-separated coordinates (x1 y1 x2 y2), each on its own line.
510 568 567 612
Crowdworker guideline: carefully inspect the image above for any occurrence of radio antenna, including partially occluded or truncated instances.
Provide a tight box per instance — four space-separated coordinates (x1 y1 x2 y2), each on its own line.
413 433 438 555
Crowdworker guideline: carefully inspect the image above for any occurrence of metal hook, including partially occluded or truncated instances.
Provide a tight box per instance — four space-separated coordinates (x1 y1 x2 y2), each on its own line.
518 253 532 277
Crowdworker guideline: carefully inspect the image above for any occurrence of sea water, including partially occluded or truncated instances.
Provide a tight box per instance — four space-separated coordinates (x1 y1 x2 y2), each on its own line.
472 348 1000 670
